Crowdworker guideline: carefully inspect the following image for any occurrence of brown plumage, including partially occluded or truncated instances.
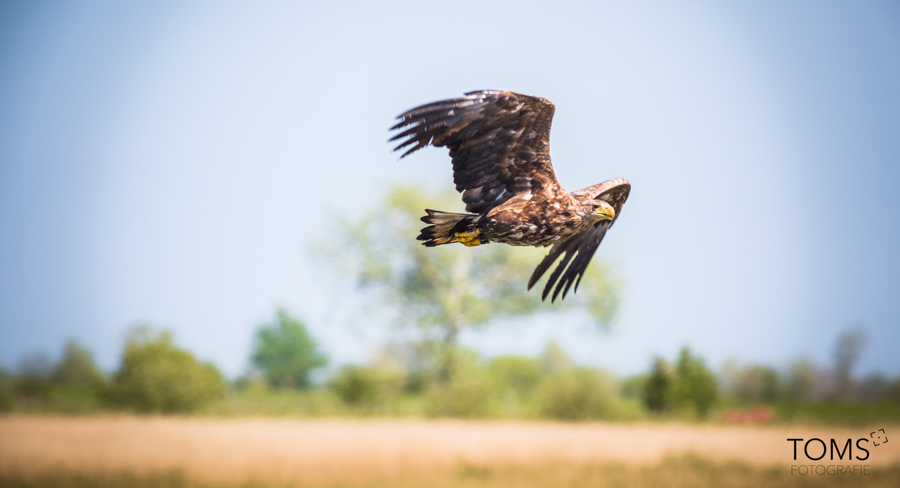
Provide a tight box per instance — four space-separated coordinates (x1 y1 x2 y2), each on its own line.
390 90 631 302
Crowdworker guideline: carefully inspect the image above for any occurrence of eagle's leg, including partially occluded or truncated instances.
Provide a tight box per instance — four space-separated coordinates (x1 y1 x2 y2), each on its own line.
454 230 484 247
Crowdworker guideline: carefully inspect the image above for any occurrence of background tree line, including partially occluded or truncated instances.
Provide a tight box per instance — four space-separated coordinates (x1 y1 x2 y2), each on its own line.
1 309 898 423
1 186 897 422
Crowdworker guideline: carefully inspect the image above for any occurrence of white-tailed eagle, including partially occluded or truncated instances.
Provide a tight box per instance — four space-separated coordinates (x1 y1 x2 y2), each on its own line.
390 90 630 302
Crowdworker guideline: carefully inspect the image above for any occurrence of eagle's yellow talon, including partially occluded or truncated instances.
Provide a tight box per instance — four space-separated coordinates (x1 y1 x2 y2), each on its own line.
455 231 482 247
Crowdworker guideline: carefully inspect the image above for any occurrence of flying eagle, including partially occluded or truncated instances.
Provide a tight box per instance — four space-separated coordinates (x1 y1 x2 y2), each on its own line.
390 90 630 302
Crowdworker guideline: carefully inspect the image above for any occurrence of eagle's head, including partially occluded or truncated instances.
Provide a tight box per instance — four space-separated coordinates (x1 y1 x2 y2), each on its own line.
585 200 616 223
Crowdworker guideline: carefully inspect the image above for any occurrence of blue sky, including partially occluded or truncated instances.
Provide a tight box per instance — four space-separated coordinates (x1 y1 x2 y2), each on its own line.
1 1 898 378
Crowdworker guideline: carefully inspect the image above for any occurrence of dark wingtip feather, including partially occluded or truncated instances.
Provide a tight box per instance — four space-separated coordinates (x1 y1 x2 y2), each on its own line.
528 244 564 290
390 118 412 131
388 92 496 160
529 221 612 302
546 251 576 302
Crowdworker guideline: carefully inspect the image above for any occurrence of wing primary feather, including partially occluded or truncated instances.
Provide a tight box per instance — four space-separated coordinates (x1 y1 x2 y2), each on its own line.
554 248 588 302
530 221 611 302
570 224 609 294
390 136 420 152
400 98 479 118
528 240 570 290
553 222 610 301
542 241 576 302
543 249 577 302
388 125 423 143
551 245 584 302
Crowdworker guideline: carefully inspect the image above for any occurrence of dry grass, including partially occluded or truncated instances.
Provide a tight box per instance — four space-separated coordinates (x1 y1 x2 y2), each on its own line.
1 416 897 487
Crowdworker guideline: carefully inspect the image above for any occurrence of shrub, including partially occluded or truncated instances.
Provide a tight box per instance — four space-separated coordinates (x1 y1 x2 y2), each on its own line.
621 373 648 400
331 366 379 406
537 367 630 421
425 350 495 418
252 309 327 389
726 364 782 403
670 347 718 418
51 341 106 390
488 355 541 399
330 360 404 408
539 341 574 375
106 328 225 413
0 367 12 412
883 379 900 403
13 353 53 400
644 357 672 412
786 358 816 401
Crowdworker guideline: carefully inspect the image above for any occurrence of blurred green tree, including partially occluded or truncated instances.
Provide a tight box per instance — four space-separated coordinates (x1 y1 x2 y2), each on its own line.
722 360 782 403
858 374 890 402
252 309 327 389
330 185 621 381
533 344 637 421
13 353 52 400
424 349 495 418
759 367 781 402
536 367 629 421
833 328 866 399
489 355 541 400
883 379 900 403
644 357 672 412
786 358 817 401
107 328 225 413
330 357 404 408
670 347 718 418
51 341 106 390
0 366 13 412
330 366 380 407
539 340 575 375
620 373 648 400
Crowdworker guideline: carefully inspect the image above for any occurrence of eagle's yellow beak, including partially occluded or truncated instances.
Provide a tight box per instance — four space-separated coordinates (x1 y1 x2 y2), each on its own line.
594 201 616 221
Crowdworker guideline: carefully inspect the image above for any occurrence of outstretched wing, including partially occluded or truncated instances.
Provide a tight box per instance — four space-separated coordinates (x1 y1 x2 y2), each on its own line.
528 180 631 302
390 90 561 214
527 221 611 302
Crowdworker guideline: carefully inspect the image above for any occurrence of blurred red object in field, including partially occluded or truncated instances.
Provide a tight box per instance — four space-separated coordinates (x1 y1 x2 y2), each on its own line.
719 406 775 424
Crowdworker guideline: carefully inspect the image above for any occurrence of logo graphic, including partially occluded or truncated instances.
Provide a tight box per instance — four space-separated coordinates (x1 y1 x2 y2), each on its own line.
788 429 887 476
870 428 888 447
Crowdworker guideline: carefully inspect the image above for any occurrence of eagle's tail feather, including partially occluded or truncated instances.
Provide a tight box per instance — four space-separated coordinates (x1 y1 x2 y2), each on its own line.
418 209 483 247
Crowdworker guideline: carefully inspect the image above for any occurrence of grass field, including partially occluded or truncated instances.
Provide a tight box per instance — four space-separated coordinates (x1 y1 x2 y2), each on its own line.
1 416 897 487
